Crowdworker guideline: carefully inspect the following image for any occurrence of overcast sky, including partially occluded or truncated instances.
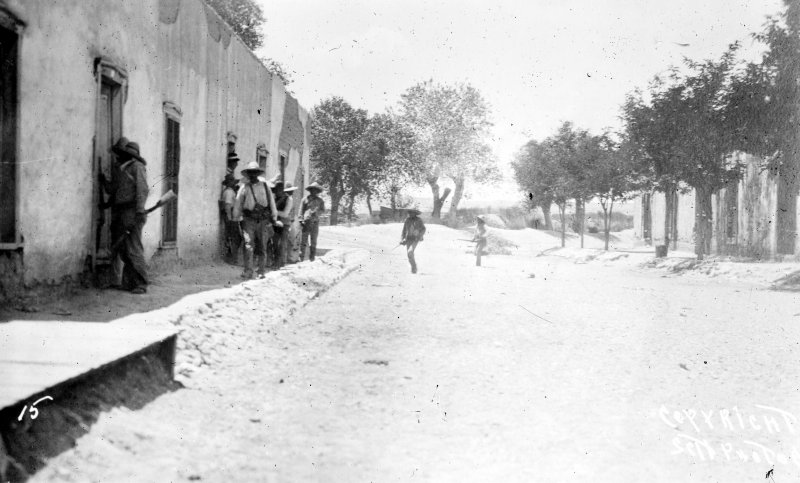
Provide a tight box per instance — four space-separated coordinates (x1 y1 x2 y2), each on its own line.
254 0 785 204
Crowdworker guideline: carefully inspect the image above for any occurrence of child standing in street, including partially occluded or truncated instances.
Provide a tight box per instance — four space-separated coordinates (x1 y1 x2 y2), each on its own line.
473 216 488 266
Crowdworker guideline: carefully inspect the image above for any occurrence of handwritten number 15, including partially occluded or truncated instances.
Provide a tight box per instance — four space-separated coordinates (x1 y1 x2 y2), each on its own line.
17 396 53 421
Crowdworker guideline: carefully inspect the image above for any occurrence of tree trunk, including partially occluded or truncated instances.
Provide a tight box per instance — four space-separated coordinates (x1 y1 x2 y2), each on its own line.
448 176 465 222
390 187 398 212
366 191 373 216
600 198 610 251
605 202 614 251
662 186 675 256
558 202 566 247
427 176 451 218
642 192 652 245
542 204 553 230
694 185 713 260
346 193 356 221
575 197 585 248
329 191 341 226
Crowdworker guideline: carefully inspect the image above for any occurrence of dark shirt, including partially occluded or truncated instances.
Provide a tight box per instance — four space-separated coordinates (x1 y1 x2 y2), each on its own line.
402 216 426 242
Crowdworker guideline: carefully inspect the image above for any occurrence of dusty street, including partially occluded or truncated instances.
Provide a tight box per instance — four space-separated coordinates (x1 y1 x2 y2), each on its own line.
32 224 800 482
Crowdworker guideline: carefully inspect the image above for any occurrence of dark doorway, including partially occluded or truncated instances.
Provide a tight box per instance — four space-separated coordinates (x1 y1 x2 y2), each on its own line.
162 116 180 245
0 24 18 245
92 62 125 269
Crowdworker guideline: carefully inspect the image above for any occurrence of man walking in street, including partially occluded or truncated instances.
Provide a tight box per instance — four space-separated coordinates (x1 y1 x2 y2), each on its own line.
300 182 325 262
101 137 150 294
233 162 281 279
220 174 241 265
400 208 426 274
270 178 296 269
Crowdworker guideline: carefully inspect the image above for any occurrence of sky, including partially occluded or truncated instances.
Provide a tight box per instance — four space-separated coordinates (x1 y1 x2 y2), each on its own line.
254 0 785 207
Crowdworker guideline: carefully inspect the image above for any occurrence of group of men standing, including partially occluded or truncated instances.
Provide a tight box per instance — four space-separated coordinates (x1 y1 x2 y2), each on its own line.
98 137 327 295
219 159 326 279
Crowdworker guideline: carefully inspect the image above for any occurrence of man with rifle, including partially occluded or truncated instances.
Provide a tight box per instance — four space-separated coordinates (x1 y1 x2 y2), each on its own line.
233 161 281 279
100 137 150 294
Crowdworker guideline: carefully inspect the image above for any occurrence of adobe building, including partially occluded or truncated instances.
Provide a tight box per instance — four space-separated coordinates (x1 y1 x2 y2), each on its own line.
0 0 311 301
633 153 799 259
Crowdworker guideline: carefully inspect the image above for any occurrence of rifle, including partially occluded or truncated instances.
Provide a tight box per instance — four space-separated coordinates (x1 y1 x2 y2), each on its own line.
110 190 178 250
145 189 177 214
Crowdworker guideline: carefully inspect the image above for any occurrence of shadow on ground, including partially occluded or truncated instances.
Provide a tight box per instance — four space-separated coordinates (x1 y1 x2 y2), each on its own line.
0 261 245 323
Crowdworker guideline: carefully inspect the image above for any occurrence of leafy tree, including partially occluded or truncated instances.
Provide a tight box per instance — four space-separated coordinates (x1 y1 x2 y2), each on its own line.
512 124 582 247
513 140 554 230
206 0 265 51
354 113 424 214
259 57 294 87
624 45 752 259
310 97 369 225
586 137 640 250
398 80 498 219
726 0 800 253
622 78 686 255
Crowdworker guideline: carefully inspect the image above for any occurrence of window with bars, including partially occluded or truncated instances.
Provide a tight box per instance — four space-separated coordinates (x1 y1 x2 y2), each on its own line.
162 114 180 245
279 152 287 181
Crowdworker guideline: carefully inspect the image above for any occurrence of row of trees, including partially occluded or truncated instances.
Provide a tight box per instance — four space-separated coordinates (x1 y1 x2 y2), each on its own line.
311 82 500 224
512 124 636 250
206 0 500 224
514 0 800 258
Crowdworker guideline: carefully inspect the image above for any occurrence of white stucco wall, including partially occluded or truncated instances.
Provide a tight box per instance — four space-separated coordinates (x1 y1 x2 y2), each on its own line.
4 0 310 284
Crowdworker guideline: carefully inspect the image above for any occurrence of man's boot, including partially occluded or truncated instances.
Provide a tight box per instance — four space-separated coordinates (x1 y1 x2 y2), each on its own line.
309 247 316 262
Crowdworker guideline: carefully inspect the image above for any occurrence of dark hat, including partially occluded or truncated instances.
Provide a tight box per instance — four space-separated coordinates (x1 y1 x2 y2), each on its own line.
114 139 145 163
305 182 323 192
125 142 145 163
227 152 240 162
476 215 486 223
241 160 265 175
111 137 130 157
407 208 421 215
222 174 237 187
284 182 298 192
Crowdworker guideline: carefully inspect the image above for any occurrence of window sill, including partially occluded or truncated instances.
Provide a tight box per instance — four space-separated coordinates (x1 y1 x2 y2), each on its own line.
0 242 23 250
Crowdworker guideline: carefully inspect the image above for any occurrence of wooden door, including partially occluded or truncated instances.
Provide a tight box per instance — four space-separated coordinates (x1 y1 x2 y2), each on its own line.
92 77 123 266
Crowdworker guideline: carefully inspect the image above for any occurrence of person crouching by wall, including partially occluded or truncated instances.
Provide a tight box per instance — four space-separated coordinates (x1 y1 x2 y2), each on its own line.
270 178 297 269
100 137 150 294
233 162 281 279
400 208 426 274
300 182 325 262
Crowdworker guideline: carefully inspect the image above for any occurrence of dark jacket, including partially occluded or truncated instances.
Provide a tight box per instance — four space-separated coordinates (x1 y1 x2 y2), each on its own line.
402 216 426 243
111 159 149 213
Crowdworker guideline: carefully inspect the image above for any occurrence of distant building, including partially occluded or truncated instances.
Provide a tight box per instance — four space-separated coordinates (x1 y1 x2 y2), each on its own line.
0 0 311 301
633 153 798 259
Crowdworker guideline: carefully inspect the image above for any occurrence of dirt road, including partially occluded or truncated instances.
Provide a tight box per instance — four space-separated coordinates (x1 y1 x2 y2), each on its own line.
32 224 800 482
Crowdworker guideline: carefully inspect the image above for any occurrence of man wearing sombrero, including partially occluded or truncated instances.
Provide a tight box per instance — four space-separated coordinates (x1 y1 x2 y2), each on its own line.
270 176 297 269
233 161 281 279
400 207 426 273
101 137 150 294
299 182 325 262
